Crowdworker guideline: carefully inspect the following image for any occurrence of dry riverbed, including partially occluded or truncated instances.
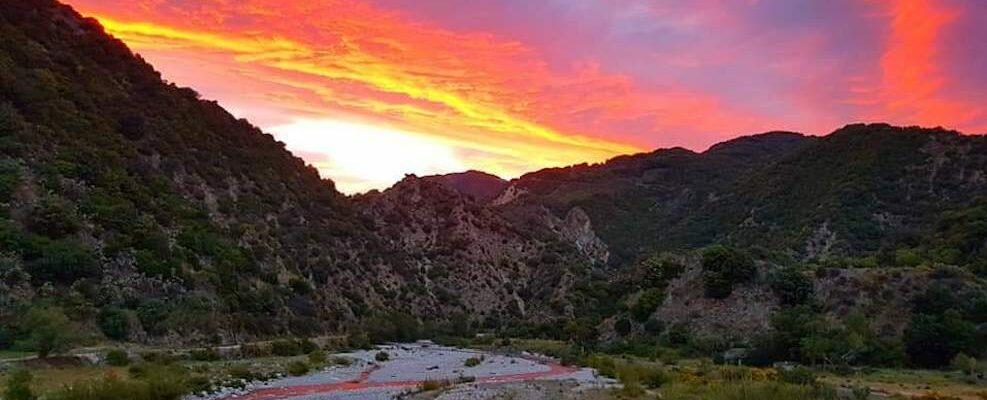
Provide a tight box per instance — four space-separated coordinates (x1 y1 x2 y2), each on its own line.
188 342 612 400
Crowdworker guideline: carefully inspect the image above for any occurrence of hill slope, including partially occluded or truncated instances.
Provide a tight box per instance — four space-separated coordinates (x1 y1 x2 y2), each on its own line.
0 0 593 344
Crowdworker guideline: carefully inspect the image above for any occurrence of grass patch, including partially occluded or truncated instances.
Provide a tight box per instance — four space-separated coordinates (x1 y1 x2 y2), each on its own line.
656 381 838 400
0 350 35 361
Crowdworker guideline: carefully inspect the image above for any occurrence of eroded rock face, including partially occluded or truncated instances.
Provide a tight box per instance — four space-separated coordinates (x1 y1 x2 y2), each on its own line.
355 176 591 321
546 207 609 265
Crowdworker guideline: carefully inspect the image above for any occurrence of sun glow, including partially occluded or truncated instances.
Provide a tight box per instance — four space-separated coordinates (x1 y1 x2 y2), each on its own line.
268 119 468 194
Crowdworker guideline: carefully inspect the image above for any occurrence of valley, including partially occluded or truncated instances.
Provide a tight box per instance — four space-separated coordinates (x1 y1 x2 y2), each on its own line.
0 0 985 399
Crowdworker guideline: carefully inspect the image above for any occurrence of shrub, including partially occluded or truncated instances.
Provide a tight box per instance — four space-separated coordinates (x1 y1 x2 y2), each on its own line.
702 245 756 299
190 348 220 362
905 310 975 368
97 308 131 341
464 357 482 367
614 317 632 336
418 379 450 391
769 267 815 306
26 239 98 284
271 339 302 357
778 366 816 385
286 361 309 376
642 253 686 287
240 343 271 358
16 305 79 357
308 349 327 365
139 351 177 364
375 351 390 362
950 353 979 375
329 356 353 366
4 369 35 400
50 365 189 400
105 349 130 366
631 288 665 322
227 364 259 381
298 339 318 354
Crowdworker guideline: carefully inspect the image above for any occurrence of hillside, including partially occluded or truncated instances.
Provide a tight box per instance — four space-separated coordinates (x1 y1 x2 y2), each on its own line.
499 124 987 272
0 0 594 345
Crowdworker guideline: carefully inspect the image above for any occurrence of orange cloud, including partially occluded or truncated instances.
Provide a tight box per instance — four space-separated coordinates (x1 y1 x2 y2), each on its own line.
64 0 785 192
872 0 984 131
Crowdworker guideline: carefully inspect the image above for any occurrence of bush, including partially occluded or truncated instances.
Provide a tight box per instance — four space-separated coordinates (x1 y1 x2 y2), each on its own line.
418 379 450 391
26 239 98 284
905 310 975 368
375 351 390 362
464 357 482 367
329 356 353 366
702 246 756 299
950 353 979 375
4 369 35 400
631 288 665 322
105 349 130 366
286 360 309 376
98 308 131 341
139 351 177 364
240 343 271 358
50 365 189 400
642 253 686 288
769 267 815 306
271 339 302 357
308 349 327 365
190 348 220 362
16 305 79 357
778 366 816 385
298 339 318 354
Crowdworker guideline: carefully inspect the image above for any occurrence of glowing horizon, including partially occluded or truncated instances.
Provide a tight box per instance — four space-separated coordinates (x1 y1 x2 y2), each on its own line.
64 0 987 193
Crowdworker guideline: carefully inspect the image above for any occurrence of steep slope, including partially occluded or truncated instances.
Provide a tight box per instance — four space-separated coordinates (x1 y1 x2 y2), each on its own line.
0 0 389 341
0 0 596 344
499 124 987 269
496 132 817 263
354 176 598 324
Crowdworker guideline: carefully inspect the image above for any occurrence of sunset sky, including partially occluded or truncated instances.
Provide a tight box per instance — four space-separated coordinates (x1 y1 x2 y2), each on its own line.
64 0 987 193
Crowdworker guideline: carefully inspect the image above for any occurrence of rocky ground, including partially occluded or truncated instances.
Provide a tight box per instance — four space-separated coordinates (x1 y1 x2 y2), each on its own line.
187 342 612 400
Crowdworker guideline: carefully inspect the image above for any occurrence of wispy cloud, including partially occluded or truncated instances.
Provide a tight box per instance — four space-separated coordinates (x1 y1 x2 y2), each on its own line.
64 0 987 192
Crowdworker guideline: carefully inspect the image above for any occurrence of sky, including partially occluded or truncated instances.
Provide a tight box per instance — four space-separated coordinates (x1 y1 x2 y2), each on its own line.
64 0 987 193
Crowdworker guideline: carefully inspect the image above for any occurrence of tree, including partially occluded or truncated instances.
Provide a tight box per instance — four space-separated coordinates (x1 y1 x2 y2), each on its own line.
29 196 80 238
16 306 79 357
904 310 975 368
631 288 665 322
769 266 814 306
98 308 130 341
701 245 756 299
564 317 599 349
26 239 97 284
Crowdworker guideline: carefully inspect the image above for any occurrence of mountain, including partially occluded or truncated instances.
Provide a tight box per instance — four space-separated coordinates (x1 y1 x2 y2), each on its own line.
497 124 987 269
420 170 509 203
0 0 595 344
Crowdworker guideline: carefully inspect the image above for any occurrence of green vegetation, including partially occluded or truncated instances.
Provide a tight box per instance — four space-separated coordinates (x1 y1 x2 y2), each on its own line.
463 357 482 367
47 366 189 400
104 349 130 366
4 369 35 400
286 361 309 376
374 351 390 362
13 306 79 358
630 288 665 322
769 267 815 306
701 246 756 299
